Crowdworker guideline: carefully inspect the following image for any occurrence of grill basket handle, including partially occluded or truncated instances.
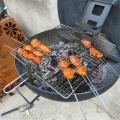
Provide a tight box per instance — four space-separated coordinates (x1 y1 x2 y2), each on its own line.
3 72 28 94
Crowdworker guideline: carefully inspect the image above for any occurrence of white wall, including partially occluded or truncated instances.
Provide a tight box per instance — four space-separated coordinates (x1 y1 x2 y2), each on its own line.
3 0 60 38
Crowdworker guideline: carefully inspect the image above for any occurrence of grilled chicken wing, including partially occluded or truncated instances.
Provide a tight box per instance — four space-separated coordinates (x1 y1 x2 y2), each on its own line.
39 44 50 53
89 47 103 58
63 68 74 79
33 49 44 57
17 48 24 55
33 57 41 64
22 50 29 58
69 55 80 66
58 60 69 68
31 38 41 47
75 65 86 75
23 45 33 52
28 53 35 60
81 39 92 49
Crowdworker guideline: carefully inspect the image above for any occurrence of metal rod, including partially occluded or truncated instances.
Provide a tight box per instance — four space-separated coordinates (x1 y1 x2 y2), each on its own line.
16 88 30 104
67 78 87 120
82 75 108 111
12 38 23 44
1 107 20 117
26 63 33 85
4 44 14 50
3 72 27 94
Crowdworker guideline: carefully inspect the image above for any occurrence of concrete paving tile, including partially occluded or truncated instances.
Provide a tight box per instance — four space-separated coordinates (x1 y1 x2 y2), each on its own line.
0 78 120 120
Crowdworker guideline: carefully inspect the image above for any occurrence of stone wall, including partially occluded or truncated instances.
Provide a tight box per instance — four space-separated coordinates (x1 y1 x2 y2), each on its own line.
3 0 60 38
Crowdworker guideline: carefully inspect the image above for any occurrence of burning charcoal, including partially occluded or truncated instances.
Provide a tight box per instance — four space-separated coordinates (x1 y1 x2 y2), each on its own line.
51 55 57 59
68 51 72 56
72 51 77 55
50 56 58 67
69 64 75 69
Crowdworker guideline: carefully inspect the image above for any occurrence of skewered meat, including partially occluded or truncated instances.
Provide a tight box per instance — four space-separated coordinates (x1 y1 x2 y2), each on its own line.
90 47 103 58
18 48 29 58
31 38 41 47
69 55 80 66
63 68 74 79
23 45 33 52
39 44 50 53
81 39 92 48
33 49 44 57
17 48 24 55
22 50 29 58
28 53 35 60
75 65 86 75
33 57 41 64
58 60 69 68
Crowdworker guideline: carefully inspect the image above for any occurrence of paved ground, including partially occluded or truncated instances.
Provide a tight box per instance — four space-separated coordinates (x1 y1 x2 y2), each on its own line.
0 78 120 120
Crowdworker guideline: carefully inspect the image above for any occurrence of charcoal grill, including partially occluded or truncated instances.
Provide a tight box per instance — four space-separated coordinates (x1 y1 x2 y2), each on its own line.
2 0 120 119
4 24 119 100
2 24 120 120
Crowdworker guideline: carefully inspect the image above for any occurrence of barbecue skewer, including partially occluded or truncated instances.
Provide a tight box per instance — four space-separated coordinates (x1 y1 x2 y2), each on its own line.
67 78 87 120
72 58 108 110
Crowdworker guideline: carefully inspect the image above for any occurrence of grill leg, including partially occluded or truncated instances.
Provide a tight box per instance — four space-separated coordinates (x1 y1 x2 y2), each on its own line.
16 88 40 104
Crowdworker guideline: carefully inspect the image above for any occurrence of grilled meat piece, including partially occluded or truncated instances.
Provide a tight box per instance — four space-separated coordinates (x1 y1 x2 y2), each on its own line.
23 45 33 52
39 44 50 53
63 68 74 79
33 57 41 64
90 47 103 58
28 53 35 60
75 65 86 75
58 60 69 68
22 50 29 58
31 38 41 47
81 39 92 49
17 48 24 55
70 55 80 66
33 49 44 57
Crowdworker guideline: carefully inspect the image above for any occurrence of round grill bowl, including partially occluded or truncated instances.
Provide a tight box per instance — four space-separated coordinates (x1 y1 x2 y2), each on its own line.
14 31 120 102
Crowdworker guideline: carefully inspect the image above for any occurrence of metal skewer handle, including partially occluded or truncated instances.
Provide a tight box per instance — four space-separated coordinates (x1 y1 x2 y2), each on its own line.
67 78 87 120
3 71 28 94
82 75 108 111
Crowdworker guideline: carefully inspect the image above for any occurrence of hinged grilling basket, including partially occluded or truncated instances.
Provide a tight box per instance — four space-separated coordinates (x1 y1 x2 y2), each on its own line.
7 24 117 99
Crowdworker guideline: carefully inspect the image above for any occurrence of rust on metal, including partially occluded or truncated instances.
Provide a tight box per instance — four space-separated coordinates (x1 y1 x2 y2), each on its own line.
0 13 26 100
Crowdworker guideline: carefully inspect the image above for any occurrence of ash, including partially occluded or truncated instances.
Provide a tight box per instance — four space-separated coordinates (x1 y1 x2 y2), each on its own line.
94 62 118 88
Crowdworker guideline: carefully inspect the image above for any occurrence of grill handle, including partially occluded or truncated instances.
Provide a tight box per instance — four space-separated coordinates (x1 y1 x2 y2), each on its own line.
3 71 28 94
